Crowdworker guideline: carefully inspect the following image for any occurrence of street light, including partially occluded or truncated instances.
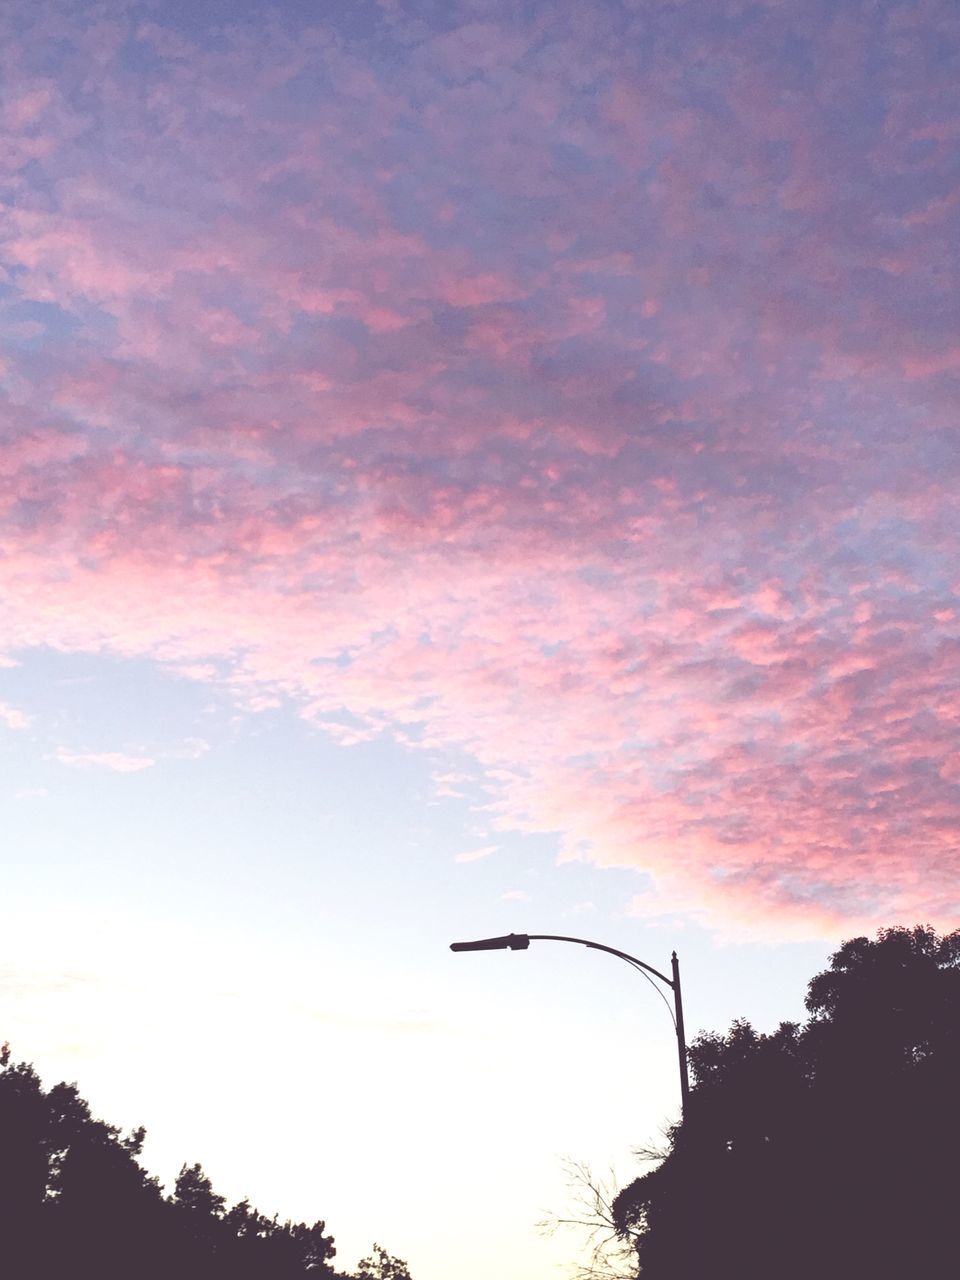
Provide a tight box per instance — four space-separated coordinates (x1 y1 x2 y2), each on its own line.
450 932 690 1112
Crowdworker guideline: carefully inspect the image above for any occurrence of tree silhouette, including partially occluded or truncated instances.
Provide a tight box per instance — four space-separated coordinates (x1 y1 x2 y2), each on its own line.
0 1058 50 1278
612 926 960 1280
355 1243 413 1280
0 1054 399 1280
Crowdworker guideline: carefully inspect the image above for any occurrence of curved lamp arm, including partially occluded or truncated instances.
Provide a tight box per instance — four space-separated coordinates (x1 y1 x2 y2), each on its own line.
450 931 690 1111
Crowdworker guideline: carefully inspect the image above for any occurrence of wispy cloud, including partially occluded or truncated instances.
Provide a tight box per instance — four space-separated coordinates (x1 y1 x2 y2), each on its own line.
454 845 499 864
54 749 155 774
169 736 211 760
0 702 31 730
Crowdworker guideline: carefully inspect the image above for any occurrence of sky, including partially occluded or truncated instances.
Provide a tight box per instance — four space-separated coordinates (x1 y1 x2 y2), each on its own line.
1 0 958 1276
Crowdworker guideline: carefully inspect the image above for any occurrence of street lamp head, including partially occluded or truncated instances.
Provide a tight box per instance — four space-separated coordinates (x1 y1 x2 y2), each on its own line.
450 933 530 952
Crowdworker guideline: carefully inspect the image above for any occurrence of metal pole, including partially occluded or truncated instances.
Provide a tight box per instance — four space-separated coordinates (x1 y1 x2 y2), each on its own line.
451 932 691 1115
671 950 690 1111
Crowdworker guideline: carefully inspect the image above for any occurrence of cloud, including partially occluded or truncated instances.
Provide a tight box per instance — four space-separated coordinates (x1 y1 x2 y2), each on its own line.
454 846 499 864
0 702 31 730
1 0 959 934
170 736 211 760
54 749 155 773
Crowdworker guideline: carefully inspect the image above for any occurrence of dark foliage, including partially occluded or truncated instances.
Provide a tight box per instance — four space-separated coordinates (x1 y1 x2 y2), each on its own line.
0 1044 405 1280
354 1242 413 1280
612 925 960 1280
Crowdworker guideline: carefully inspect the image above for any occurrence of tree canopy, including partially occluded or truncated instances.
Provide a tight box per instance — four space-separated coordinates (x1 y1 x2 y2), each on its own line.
612 925 959 1280
0 1042 407 1280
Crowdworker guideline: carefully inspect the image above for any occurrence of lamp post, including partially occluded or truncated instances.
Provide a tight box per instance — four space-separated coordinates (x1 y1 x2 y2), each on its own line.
450 932 690 1112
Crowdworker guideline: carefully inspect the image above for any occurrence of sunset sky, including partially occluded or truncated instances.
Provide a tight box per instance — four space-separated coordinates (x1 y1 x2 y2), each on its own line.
2 1 959 1276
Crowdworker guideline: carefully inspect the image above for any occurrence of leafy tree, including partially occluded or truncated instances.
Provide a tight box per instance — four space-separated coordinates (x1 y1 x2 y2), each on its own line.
0 1058 49 1274
612 925 959 1280
174 1161 227 1218
0 1054 380 1280
354 1242 413 1280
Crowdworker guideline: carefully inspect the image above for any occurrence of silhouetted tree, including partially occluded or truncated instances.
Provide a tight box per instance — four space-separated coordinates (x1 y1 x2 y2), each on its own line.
0 1058 49 1278
612 925 960 1280
354 1242 413 1280
0 1054 394 1280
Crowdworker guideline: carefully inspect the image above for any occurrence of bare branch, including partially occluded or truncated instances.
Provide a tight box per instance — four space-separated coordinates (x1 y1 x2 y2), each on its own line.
537 1158 643 1280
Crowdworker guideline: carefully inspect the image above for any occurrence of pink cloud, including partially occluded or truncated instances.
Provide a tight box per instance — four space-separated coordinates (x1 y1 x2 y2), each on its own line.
1 0 959 935
0 701 31 730
454 846 499 864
